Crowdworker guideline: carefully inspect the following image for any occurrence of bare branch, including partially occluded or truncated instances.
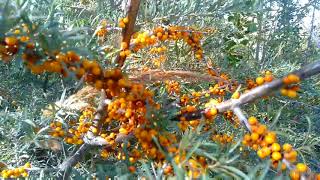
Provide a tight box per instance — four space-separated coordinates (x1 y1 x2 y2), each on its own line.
92 90 106 133
58 143 91 180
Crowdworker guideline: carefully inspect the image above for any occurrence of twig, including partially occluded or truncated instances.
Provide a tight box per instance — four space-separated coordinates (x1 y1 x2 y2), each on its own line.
232 107 251 131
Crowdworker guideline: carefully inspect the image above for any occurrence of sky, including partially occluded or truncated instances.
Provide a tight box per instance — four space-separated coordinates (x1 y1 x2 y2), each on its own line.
299 0 320 31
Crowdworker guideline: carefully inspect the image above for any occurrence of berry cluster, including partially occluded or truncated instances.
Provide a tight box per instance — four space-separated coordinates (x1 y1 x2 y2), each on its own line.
0 163 31 179
241 116 318 179
165 80 180 95
212 133 234 144
49 121 65 138
281 74 301 98
118 17 129 28
64 108 95 145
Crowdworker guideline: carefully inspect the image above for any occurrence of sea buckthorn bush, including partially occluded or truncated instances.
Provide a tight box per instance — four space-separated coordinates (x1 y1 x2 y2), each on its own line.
0 0 320 179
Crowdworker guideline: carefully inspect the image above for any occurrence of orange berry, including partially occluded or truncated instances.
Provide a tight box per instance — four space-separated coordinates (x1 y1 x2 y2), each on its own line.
163 165 173 175
92 66 101 76
5 36 19 46
256 125 267 135
285 150 298 162
82 59 92 70
66 51 80 62
128 166 136 173
24 162 31 168
156 32 163 38
119 21 126 28
264 75 273 82
252 144 259 150
95 80 103 89
287 74 300 83
290 169 300 180
244 134 251 141
282 77 290 84
21 172 28 177
121 42 128 49
76 68 86 78
264 134 276 144
20 36 30 42
124 49 131 56
265 70 272 75
209 108 218 116
257 147 271 159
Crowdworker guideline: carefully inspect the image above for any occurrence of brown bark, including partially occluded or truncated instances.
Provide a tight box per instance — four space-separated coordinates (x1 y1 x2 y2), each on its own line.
116 0 141 67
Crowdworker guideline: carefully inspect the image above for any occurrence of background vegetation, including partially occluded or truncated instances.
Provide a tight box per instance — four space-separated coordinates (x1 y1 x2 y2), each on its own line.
0 0 320 179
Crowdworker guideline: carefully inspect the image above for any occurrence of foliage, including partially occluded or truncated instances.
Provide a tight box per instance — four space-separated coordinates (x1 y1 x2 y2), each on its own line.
0 0 320 179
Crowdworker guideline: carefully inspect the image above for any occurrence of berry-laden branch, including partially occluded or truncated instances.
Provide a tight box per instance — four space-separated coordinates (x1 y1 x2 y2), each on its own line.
116 0 141 67
214 60 320 112
203 60 320 180
58 90 134 179
57 91 108 179
177 60 320 121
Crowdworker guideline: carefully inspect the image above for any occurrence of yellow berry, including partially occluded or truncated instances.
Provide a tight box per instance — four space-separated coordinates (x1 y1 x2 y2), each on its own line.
283 143 292 152
296 163 308 173
287 90 297 98
264 134 276 144
271 151 282 161
248 116 258 125
120 51 126 57
256 76 265 85
231 92 240 99
280 88 288 96
123 17 129 24
251 133 259 141
271 143 281 152
5 36 19 46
